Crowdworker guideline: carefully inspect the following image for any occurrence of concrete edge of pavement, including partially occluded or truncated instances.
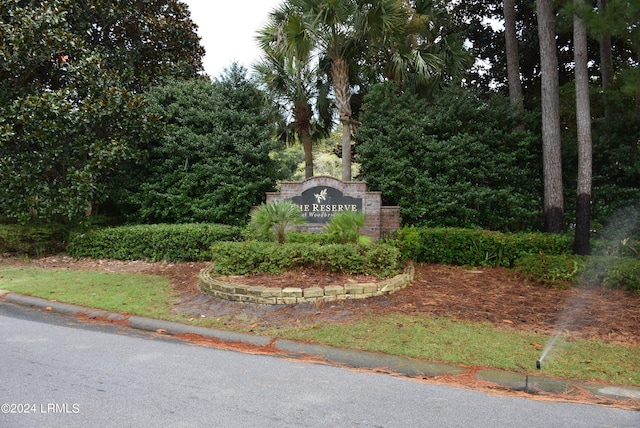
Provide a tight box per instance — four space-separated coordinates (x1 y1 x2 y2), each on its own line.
1 289 639 404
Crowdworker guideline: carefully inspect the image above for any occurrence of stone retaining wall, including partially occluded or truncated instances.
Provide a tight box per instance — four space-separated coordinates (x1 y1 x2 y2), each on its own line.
199 264 414 305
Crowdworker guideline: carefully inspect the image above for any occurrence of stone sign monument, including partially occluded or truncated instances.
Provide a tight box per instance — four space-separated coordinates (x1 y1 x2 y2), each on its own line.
266 176 400 241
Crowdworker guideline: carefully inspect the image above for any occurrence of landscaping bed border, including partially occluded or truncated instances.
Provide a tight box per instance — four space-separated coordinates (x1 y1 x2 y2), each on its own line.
199 264 415 305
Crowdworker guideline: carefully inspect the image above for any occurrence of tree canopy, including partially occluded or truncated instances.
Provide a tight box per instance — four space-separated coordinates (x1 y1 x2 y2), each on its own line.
358 83 543 231
0 0 204 222
2 0 639 235
111 66 283 226
259 0 472 181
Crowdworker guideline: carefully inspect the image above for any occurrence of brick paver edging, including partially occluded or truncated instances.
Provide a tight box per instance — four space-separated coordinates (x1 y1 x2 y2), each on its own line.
199 264 414 305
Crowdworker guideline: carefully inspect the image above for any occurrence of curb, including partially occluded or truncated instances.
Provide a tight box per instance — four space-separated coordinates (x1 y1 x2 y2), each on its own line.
1 290 639 403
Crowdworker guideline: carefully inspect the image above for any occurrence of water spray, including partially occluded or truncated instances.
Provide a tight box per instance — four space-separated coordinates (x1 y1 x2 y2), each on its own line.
535 207 639 376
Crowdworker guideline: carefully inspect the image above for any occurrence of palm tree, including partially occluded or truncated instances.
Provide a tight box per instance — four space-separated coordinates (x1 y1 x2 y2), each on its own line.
370 0 472 94
266 0 408 181
256 2 331 179
263 0 470 181
254 51 317 178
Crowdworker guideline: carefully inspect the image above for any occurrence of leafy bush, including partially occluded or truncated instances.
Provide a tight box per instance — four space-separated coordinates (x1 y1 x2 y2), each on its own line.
515 254 640 293
603 258 640 292
324 211 371 245
110 70 282 226
358 84 543 231
68 223 243 262
248 200 306 243
210 241 402 278
513 254 584 288
0 223 68 257
582 257 640 293
286 232 339 245
592 237 640 258
398 227 573 267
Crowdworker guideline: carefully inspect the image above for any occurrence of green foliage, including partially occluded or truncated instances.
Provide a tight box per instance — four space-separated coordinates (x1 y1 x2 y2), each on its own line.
324 211 369 244
0 0 202 223
561 90 640 227
589 205 640 259
398 227 573 267
67 223 243 262
112 68 282 225
249 200 306 243
0 88 151 222
592 237 640 259
210 241 402 278
286 231 339 245
393 226 421 260
0 0 203 96
513 254 584 288
0 223 68 257
270 145 306 182
619 238 640 258
601 258 640 293
515 254 640 293
580 256 640 293
357 83 543 231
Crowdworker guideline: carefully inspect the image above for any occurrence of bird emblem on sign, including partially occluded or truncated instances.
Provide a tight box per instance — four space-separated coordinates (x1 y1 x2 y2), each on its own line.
314 188 327 204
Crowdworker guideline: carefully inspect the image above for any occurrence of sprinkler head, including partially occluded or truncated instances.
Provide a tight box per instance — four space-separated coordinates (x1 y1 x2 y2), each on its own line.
536 360 541 370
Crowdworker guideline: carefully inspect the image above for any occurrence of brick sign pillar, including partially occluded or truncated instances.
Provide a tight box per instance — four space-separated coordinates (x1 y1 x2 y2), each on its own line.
266 176 400 241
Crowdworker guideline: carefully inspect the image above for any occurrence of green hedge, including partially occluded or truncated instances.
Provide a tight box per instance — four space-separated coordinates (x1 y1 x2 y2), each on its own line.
514 254 640 293
68 223 243 262
397 227 573 267
0 223 68 257
210 241 402 279
285 232 339 245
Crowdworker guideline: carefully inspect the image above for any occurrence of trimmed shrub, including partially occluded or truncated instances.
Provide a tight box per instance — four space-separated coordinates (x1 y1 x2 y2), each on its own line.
68 223 243 262
583 257 640 293
358 84 543 231
0 223 68 257
513 254 584 288
514 254 640 293
210 241 402 278
398 227 573 267
110 75 282 226
286 232 338 245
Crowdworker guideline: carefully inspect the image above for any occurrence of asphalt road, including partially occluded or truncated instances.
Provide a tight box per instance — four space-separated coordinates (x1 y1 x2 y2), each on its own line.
0 302 638 428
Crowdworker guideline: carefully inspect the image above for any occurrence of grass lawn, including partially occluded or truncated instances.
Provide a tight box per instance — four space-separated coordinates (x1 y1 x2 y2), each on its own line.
0 266 175 320
264 313 640 385
1 265 638 386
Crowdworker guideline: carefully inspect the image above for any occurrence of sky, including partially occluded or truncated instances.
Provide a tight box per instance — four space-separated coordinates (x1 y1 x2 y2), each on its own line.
182 0 284 78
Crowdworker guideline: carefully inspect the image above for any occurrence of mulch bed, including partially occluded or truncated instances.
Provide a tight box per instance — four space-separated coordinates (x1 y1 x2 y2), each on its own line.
4 256 637 346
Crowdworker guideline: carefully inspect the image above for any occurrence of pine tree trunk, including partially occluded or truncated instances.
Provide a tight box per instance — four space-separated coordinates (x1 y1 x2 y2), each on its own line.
332 56 353 181
504 0 523 110
573 0 593 255
536 0 564 233
598 0 613 120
